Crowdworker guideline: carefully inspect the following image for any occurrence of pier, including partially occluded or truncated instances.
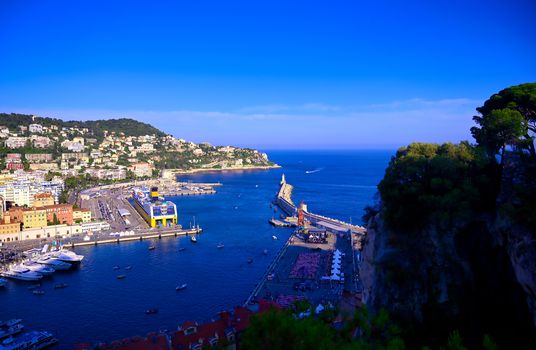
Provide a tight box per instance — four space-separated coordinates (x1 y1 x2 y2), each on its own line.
65 227 202 248
276 175 367 235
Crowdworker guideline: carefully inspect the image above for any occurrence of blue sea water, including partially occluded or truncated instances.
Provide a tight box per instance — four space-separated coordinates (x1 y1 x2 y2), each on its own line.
0 150 392 349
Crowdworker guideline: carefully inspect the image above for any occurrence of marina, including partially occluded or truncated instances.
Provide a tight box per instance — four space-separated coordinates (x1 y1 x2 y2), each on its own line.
0 151 389 348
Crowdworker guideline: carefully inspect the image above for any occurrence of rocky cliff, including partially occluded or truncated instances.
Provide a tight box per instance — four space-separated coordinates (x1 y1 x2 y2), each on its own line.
360 156 536 349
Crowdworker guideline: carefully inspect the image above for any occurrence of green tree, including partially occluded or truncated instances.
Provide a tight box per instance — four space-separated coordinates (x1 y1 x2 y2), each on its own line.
52 213 60 225
471 108 527 164
472 83 536 159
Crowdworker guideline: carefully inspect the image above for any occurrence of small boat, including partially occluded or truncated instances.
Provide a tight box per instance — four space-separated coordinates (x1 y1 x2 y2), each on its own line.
32 289 45 295
190 236 197 243
216 243 224 249
145 308 158 315
124 265 132 270
0 278 7 287
54 283 68 289
113 266 120 270
175 284 187 291
272 235 278 240
247 258 253 264
263 249 268 255
116 275 127 279
178 248 186 252
148 246 156 250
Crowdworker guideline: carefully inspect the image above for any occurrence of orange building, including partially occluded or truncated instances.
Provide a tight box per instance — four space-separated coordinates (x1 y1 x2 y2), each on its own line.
8 207 47 229
33 193 55 207
0 214 21 242
43 204 74 225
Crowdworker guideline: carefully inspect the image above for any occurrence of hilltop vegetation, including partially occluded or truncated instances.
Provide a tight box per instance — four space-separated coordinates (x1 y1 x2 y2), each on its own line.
0 113 165 138
360 83 536 349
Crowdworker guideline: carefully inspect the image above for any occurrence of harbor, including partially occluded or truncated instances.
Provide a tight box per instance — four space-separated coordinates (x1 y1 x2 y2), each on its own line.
0 152 386 349
245 175 366 312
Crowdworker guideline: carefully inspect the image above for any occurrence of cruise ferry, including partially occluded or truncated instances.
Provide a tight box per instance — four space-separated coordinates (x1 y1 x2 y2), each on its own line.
0 331 57 350
131 187 178 228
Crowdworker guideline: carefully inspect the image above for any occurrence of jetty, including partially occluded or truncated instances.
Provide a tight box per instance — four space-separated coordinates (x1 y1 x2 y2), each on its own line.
276 174 366 234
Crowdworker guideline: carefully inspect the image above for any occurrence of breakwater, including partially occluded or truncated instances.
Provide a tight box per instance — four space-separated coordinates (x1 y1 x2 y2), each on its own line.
276 175 366 234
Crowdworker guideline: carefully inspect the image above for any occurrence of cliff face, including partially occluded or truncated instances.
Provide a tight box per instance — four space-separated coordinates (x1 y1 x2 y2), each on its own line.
360 159 536 348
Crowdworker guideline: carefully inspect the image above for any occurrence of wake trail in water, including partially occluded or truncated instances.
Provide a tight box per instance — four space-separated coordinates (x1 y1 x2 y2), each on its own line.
305 167 324 174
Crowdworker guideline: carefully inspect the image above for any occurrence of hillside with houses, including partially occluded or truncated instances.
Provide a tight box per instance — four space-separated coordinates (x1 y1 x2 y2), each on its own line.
0 113 276 181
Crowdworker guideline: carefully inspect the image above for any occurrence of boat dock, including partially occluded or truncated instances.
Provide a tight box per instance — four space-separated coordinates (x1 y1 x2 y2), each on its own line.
268 218 295 228
65 227 202 248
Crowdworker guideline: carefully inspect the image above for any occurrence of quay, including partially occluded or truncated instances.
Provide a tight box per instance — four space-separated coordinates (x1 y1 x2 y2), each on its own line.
65 227 202 248
268 218 295 228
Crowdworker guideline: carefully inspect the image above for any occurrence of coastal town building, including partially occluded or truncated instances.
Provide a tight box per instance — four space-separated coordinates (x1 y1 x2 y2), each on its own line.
28 124 43 133
85 168 127 180
33 193 55 207
128 162 154 178
29 163 59 171
8 207 47 229
0 171 63 207
137 143 155 153
61 153 89 162
5 153 24 170
43 204 74 225
25 153 54 163
5 136 28 149
31 135 51 148
73 208 91 223
0 214 21 242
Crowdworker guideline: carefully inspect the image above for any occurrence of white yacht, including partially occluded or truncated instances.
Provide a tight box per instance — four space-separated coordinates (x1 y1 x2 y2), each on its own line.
0 330 57 350
35 256 71 271
0 267 42 281
48 249 84 264
0 319 21 328
21 262 55 276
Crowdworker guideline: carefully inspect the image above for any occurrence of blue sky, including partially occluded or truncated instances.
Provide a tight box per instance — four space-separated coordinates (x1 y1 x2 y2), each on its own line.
0 0 534 149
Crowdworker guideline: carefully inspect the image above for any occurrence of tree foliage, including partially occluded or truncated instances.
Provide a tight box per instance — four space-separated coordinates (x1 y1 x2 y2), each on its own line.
0 113 165 139
377 142 497 231
471 83 536 159
241 306 405 350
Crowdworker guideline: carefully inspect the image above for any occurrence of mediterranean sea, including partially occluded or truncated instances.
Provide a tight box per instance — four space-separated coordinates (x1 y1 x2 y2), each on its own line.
0 150 393 349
